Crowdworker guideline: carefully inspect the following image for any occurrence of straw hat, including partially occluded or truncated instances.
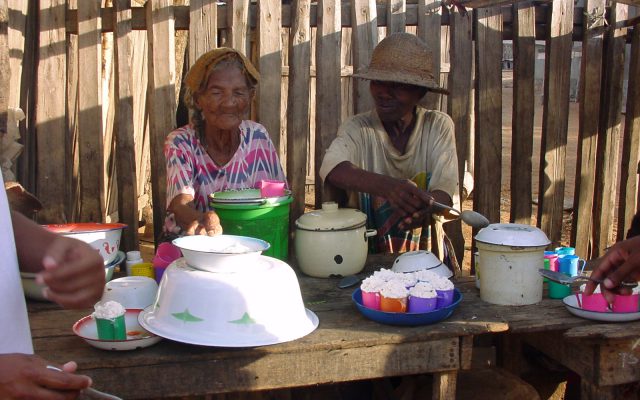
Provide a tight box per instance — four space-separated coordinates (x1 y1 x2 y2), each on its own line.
184 47 260 92
353 33 447 94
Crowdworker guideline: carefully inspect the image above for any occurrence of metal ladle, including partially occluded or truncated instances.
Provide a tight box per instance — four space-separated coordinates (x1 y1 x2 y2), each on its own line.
431 201 490 229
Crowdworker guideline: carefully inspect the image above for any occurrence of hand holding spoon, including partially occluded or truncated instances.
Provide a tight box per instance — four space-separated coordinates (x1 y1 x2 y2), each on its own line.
430 201 490 229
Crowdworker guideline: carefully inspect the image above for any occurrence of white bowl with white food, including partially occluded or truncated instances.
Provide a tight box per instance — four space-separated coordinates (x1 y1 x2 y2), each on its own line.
172 234 270 272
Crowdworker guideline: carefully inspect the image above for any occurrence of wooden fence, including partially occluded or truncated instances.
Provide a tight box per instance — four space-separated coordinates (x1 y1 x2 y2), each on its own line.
3 0 640 266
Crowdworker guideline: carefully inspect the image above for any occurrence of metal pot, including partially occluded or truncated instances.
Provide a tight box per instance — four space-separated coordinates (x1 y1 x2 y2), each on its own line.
294 202 376 278
475 223 550 305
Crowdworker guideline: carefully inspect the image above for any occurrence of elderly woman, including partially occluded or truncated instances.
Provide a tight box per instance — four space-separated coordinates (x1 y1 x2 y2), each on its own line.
320 33 460 268
163 48 286 238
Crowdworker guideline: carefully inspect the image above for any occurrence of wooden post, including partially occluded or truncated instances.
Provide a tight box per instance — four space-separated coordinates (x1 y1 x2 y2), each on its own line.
571 0 606 258
474 6 503 227
113 0 139 252
417 0 442 112
36 0 67 223
146 0 176 243
226 0 250 55
286 0 311 249
387 0 406 34
593 3 628 255
350 0 377 115
510 1 535 225
538 0 573 247
618 26 640 238
314 0 342 207
257 0 283 156
189 0 217 67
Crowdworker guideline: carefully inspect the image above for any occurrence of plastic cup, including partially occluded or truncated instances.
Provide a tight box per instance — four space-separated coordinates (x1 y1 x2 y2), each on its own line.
156 242 182 263
154 265 167 284
436 289 454 309
555 246 575 256
613 294 639 313
380 295 407 313
544 251 559 272
361 290 381 310
408 296 437 313
548 280 571 299
581 293 609 312
257 179 286 198
131 262 155 280
95 314 126 340
558 255 586 277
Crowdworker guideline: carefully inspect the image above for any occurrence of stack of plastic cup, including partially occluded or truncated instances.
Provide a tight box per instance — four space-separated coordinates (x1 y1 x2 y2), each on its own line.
152 242 182 284
546 249 571 299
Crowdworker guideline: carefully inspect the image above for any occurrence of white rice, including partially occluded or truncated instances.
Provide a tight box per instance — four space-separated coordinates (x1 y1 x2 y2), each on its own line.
373 268 399 282
93 300 125 319
430 277 454 291
380 280 408 299
409 282 437 298
413 269 441 283
360 276 386 293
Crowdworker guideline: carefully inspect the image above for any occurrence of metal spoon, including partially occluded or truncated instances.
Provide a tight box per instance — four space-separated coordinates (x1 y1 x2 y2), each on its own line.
538 269 638 289
337 274 363 289
431 201 490 229
46 366 123 400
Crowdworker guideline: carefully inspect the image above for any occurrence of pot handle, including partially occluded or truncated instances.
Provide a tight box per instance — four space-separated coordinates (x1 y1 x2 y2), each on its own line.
364 229 377 239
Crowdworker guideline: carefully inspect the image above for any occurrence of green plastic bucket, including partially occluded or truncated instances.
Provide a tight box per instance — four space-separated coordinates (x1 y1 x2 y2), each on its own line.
210 196 293 261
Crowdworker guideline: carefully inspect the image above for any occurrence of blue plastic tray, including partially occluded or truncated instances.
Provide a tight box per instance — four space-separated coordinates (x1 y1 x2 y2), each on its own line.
352 288 462 326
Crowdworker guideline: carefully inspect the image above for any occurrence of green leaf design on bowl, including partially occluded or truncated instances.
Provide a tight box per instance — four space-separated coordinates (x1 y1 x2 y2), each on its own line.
172 308 204 322
229 312 256 324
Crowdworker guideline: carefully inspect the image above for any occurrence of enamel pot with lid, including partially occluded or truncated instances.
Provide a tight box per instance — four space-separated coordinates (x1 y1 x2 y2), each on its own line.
475 223 550 306
294 202 376 278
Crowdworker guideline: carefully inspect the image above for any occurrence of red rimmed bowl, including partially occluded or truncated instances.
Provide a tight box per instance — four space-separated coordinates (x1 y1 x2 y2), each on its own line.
44 223 126 265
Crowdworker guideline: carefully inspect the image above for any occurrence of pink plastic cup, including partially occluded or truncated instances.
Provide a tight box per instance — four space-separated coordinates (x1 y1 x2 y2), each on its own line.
408 296 437 313
257 179 286 198
612 294 639 313
156 242 182 262
362 290 381 311
581 293 609 312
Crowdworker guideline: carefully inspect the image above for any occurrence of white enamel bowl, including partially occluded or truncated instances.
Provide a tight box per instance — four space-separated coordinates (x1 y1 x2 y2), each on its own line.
101 276 158 309
73 309 161 351
172 234 270 272
44 223 127 265
392 250 452 279
139 257 318 347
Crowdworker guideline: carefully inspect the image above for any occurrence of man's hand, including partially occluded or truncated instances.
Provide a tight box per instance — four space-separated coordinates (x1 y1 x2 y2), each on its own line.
0 354 91 400
584 235 640 304
37 236 105 309
184 210 223 236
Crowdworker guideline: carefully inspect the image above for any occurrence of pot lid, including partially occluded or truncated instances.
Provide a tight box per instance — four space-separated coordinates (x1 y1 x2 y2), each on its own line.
475 223 551 247
295 202 367 231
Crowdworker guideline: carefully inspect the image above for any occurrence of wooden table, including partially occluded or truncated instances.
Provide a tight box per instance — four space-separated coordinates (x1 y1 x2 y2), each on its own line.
28 254 505 400
28 255 640 399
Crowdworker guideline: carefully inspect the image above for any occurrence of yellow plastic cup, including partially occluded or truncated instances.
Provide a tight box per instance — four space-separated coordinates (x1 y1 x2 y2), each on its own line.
131 262 155 280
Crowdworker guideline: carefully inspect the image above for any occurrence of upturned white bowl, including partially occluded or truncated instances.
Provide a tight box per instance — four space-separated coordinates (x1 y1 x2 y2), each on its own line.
392 250 453 279
44 223 127 265
172 234 270 272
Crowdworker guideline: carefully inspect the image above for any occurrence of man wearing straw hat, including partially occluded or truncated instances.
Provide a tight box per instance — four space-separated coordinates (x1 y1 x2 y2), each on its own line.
320 32 460 268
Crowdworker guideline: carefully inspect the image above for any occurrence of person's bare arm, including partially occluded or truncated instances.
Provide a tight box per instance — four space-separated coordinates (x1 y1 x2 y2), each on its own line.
168 194 223 236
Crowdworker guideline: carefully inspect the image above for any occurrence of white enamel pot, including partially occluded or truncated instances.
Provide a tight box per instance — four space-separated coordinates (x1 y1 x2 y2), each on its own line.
294 202 376 278
475 223 550 306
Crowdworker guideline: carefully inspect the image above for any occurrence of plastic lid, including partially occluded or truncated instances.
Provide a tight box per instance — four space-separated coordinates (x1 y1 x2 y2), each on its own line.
475 223 551 247
295 202 367 231
126 251 141 261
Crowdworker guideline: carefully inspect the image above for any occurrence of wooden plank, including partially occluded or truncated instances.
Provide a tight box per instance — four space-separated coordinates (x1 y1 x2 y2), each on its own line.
113 0 139 252
474 6 503 226
447 8 471 264
432 371 457 400
226 0 249 54
617 26 640 239
131 30 150 212
77 0 104 222
36 0 67 223
593 3 628 255
286 0 311 250
146 0 176 242
314 0 342 206
387 0 406 34
455 0 531 8
510 1 535 224
0 0 7 139
67 0 80 222
571 0 606 258
189 0 217 67
257 0 283 155
537 0 573 247
350 0 377 114
7 0 26 110
418 0 442 111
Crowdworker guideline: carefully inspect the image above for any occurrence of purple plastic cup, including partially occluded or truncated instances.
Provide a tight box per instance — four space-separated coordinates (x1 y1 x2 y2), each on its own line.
362 290 381 310
436 289 454 309
408 295 437 313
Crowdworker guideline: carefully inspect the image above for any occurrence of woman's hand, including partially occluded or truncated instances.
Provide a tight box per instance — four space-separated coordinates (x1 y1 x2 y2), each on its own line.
584 235 640 303
0 354 91 399
184 211 223 236
37 236 105 309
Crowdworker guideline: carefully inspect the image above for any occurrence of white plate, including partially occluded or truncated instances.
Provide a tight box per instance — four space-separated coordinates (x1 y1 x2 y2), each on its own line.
139 307 319 348
73 309 162 351
562 294 640 322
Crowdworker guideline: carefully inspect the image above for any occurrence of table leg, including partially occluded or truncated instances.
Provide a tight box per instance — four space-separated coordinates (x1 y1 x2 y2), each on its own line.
432 371 457 400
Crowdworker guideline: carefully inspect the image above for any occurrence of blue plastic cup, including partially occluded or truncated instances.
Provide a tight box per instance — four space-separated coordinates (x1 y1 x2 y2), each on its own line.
558 254 586 277
555 246 575 256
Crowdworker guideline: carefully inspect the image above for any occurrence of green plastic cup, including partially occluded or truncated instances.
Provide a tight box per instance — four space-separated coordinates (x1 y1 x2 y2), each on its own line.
95 314 126 340
548 280 571 299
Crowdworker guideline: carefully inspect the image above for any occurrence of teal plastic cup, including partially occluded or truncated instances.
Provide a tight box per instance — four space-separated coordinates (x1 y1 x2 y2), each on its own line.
548 281 571 299
95 314 126 340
